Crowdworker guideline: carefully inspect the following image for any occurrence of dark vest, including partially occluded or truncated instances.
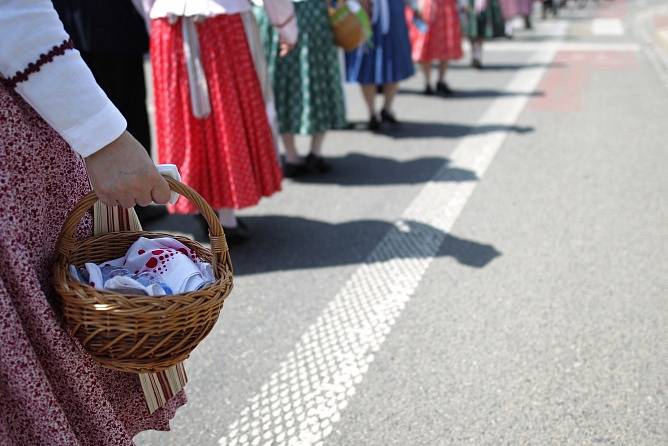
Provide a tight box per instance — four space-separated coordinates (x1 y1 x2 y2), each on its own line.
52 0 149 55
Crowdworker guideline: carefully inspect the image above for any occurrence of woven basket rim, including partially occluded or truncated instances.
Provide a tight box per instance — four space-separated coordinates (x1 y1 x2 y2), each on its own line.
55 230 231 302
51 177 233 373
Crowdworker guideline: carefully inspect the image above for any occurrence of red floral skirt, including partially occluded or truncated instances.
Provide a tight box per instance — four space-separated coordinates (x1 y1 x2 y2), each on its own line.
0 84 185 445
150 14 282 213
407 0 464 62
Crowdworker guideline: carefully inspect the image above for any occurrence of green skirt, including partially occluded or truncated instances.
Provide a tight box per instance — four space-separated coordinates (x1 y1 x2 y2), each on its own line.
255 0 347 135
463 0 506 39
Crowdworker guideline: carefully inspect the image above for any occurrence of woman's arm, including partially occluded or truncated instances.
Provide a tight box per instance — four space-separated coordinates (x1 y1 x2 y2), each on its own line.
262 0 298 47
0 0 170 207
253 0 297 56
0 0 126 157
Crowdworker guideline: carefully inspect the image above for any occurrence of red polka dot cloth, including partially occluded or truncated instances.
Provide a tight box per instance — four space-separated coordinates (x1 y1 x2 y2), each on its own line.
80 237 214 295
150 14 282 214
0 85 185 445
407 0 464 62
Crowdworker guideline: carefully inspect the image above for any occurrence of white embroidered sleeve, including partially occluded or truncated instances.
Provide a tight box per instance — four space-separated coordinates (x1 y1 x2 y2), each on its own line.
0 0 127 157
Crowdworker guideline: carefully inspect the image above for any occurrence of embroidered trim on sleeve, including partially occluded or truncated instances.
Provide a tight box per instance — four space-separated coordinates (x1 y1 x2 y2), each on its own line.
1 38 74 90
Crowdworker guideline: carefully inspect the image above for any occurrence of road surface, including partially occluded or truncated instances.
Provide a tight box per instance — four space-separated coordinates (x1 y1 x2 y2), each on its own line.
137 1 668 444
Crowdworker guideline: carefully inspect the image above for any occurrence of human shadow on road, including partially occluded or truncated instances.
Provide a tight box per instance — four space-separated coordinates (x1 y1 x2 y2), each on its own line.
342 121 534 138
398 87 545 100
291 153 478 186
511 33 588 42
145 215 502 275
378 121 534 139
447 61 566 71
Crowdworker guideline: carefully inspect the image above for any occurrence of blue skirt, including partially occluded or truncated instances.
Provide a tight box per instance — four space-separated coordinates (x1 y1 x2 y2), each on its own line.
345 0 415 85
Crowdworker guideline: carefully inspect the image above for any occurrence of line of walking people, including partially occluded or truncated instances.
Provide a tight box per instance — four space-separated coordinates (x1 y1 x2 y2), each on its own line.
0 1 606 444
53 0 549 244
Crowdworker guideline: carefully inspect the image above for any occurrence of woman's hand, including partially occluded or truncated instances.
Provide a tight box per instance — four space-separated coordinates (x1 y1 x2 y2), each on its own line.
279 38 295 57
275 11 297 57
84 131 171 208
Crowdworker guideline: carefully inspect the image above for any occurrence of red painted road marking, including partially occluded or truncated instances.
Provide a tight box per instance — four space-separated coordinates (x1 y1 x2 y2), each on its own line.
654 15 668 29
599 0 627 19
528 50 638 112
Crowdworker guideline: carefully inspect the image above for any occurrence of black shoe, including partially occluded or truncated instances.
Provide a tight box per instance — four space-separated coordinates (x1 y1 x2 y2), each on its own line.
305 153 333 173
524 15 533 29
376 84 383 94
223 218 251 244
367 115 381 131
435 81 454 96
424 85 435 96
196 213 250 244
135 205 168 224
195 212 215 240
472 58 483 70
380 109 399 125
283 161 308 178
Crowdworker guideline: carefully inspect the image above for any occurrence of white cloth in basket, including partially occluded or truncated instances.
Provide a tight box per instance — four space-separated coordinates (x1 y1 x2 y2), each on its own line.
71 237 215 296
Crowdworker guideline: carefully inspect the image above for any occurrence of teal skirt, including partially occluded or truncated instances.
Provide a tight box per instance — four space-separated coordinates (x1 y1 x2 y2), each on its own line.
255 0 346 135
463 0 506 39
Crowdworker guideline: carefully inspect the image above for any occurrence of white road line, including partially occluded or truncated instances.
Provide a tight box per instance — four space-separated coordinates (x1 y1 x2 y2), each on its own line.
657 29 668 49
634 3 668 88
218 38 565 446
483 41 639 52
591 18 625 36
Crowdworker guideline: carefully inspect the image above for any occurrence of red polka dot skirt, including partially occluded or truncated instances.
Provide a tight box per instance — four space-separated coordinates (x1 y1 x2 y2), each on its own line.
150 14 282 214
407 0 464 62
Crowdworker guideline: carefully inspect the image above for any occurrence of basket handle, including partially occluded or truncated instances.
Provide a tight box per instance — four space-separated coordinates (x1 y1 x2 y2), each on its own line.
57 176 228 265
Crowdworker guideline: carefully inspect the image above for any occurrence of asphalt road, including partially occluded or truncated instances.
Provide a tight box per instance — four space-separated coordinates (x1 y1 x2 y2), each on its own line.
137 1 667 444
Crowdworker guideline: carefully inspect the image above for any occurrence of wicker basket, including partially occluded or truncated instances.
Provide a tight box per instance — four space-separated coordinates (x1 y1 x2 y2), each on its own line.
329 1 368 51
52 177 233 374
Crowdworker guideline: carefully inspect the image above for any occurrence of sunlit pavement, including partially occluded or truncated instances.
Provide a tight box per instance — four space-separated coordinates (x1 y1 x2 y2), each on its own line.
137 1 667 444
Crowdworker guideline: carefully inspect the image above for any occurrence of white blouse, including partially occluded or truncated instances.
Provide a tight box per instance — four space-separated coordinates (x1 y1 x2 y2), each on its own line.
134 0 298 46
0 0 126 157
138 0 252 18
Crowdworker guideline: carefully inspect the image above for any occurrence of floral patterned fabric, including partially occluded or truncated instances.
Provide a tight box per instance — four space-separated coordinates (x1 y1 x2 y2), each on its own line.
0 84 185 446
150 14 282 213
406 0 463 62
463 0 506 38
255 0 346 135
498 0 534 19
344 0 415 85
